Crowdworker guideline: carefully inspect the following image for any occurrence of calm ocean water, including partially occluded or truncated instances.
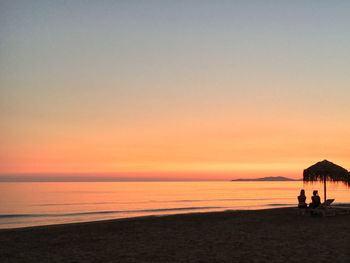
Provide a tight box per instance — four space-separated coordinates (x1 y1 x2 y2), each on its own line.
1 181 349 229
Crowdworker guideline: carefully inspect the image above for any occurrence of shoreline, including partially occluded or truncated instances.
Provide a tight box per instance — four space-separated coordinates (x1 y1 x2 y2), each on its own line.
1 207 350 262
4 203 350 232
0 206 294 231
3 203 349 231
0 207 282 231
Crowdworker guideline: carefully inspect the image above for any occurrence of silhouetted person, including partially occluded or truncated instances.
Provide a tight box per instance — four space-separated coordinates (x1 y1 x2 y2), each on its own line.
297 189 307 208
309 190 321 208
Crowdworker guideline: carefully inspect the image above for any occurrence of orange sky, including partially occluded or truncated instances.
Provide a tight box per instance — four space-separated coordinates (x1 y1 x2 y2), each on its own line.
1 112 349 179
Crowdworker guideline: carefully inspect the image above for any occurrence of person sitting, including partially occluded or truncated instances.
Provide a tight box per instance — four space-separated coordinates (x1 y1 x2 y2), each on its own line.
297 189 307 209
309 190 321 209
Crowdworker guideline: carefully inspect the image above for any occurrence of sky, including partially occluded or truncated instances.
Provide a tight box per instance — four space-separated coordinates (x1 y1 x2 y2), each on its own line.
1 0 350 180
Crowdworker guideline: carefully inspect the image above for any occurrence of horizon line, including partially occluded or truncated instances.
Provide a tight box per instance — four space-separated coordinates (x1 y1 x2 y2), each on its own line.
0 174 303 182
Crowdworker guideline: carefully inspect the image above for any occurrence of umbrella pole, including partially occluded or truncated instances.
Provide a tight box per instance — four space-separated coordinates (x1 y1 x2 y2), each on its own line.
324 176 326 204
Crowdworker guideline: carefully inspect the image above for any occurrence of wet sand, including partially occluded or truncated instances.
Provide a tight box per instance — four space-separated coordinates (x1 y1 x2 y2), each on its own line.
1 207 350 262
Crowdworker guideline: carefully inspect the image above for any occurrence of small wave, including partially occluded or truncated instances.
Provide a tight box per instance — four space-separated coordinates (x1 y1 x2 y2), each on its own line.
34 197 294 207
34 201 123 207
0 206 224 219
170 198 295 202
265 204 294 207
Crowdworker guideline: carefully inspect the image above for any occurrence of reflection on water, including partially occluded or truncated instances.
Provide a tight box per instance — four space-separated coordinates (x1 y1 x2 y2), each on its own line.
0 181 349 228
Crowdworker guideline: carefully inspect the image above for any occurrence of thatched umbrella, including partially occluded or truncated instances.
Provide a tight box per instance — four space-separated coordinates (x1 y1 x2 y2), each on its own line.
303 160 350 203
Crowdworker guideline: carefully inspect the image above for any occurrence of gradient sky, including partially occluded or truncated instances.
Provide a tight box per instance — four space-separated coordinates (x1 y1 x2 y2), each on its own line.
1 1 350 179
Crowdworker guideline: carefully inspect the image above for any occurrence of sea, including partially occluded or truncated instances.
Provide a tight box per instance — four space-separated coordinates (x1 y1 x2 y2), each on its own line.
1 181 349 229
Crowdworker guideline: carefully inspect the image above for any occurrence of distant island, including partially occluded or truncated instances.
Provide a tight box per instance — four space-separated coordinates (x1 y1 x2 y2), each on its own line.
232 176 302 181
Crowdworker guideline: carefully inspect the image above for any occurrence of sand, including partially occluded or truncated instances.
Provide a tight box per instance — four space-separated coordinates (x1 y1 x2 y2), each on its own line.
1 207 350 262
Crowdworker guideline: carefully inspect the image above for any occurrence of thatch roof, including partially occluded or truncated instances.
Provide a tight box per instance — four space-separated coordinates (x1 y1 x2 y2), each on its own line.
303 160 350 185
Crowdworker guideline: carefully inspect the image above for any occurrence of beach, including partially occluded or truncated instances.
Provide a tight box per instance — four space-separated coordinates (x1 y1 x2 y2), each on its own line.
1 207 350 262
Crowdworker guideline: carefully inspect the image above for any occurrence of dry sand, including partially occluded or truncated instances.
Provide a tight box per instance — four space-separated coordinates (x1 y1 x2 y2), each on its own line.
1 207 350 262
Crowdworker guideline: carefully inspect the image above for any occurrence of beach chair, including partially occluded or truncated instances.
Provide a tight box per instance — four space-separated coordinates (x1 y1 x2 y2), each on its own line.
322 199 335 207
311 199 335 217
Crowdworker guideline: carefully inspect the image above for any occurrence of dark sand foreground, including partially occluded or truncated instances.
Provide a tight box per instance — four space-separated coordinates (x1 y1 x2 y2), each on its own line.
1 208 350 262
